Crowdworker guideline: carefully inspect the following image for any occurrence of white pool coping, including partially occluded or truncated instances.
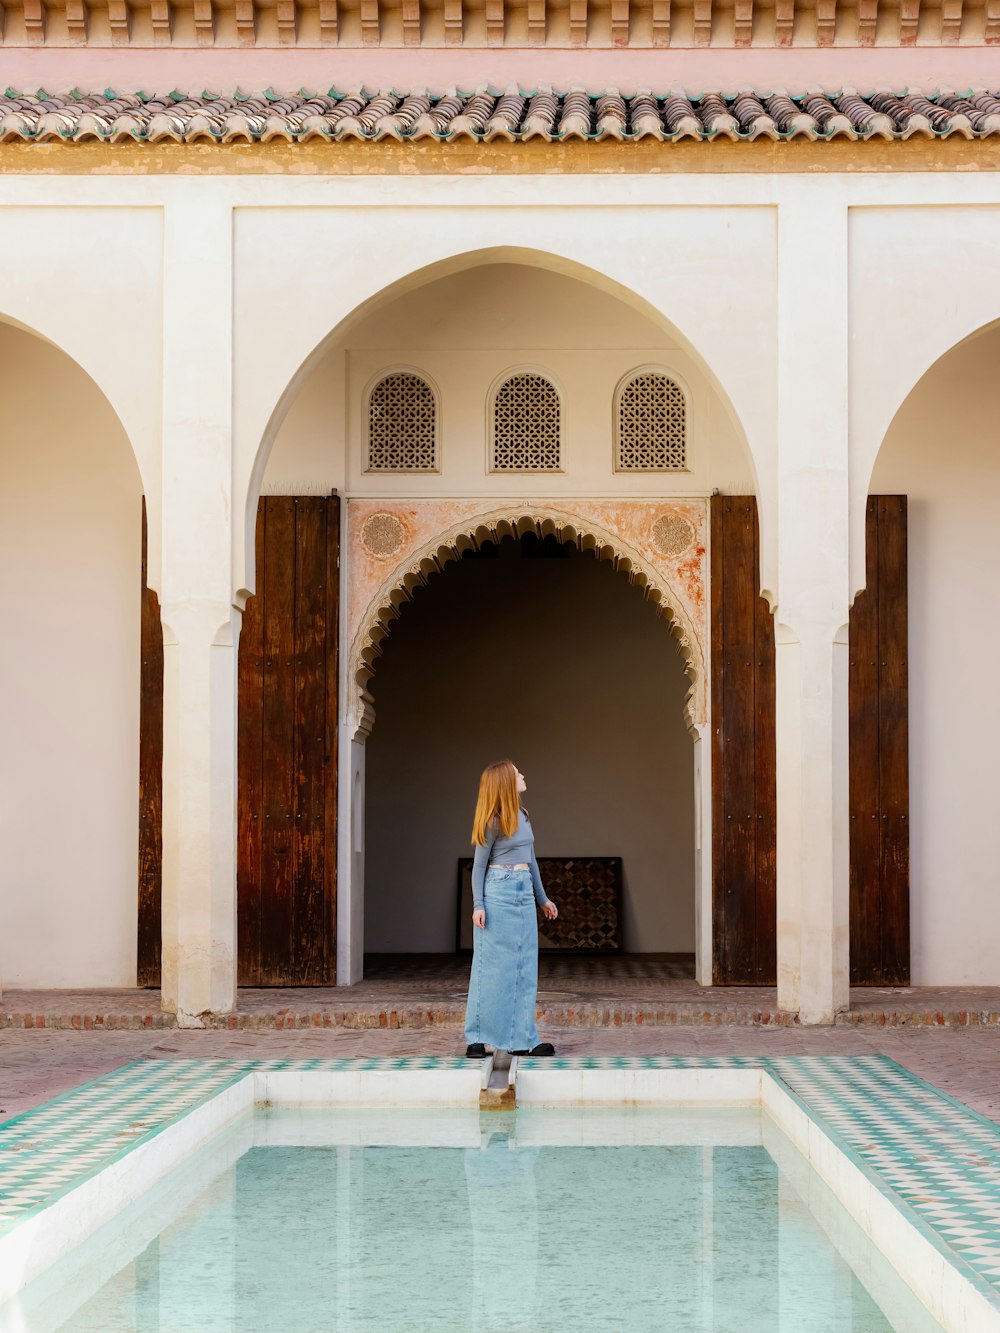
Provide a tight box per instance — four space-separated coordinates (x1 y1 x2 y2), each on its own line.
1 1060 997 1333
763 1073 997 1333
516 1062 1000 1333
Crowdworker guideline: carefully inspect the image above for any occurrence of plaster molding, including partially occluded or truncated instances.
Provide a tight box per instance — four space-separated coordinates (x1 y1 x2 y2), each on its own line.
4 138 999 177
345 497 707 739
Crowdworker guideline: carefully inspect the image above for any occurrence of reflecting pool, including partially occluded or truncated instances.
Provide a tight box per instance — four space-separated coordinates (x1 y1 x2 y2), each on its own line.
4 1107 942 1333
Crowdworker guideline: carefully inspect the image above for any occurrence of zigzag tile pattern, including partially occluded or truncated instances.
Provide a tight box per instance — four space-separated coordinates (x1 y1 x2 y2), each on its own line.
1 87 1000 143
0 1056 474 1232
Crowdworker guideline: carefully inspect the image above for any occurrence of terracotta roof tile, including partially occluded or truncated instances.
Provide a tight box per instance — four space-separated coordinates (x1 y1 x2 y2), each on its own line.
1 86 999 143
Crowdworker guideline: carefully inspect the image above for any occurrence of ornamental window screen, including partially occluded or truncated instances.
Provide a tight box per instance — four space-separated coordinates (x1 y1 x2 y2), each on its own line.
616 371 687 472
491 372 561 472
366 371 437 472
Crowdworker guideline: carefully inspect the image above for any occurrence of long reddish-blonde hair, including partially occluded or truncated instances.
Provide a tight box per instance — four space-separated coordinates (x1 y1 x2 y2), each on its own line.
472 760 521 845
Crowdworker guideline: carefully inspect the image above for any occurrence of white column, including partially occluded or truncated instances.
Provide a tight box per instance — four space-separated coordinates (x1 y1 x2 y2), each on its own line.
692 724 713 986
337 739 366 985
775 195 851 1024
159 194 237 1023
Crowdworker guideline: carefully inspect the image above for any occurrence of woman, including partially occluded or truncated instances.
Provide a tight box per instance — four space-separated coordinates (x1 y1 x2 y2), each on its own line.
464 760 558 1059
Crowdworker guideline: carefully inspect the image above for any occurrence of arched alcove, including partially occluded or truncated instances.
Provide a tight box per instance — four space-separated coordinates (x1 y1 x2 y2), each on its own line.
869 320 1000 986
363 530 696 959
254 251 751 987
0 321 145 987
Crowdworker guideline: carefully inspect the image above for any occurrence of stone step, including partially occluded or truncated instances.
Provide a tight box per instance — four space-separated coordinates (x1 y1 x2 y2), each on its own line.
4 1001 1000 1030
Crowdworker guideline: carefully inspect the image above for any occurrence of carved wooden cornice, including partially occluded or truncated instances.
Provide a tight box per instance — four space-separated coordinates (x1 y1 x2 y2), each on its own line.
2 0 997 47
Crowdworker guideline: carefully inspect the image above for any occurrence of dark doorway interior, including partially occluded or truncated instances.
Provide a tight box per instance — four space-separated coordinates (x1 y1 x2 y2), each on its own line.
363 533 694 969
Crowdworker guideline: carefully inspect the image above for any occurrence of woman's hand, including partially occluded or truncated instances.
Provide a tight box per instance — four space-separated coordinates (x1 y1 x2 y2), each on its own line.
472 909 486 930
542 900 558 921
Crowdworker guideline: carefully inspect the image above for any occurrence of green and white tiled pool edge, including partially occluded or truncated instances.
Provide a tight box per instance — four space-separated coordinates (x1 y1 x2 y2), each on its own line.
761 1071 994 1333
0 1057 487 1307
0 1072 254 1310
2 1055 998 1333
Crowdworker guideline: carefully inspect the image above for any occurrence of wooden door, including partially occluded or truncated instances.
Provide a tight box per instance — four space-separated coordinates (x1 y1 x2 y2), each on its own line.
137 499 163 987
849 496 909 985
710 496 776 985
237 495 340 986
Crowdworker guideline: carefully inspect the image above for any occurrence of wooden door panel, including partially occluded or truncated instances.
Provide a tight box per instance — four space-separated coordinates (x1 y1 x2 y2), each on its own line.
850 496 910 985
137 498 163 987
849 499 881 985
238 494 340 986
236 506 266 985
711 495 777 985
876 496 910 984
717 497 756 983
259 496 296 986
752 557 777 974
138 494 339 989
292 497 332 985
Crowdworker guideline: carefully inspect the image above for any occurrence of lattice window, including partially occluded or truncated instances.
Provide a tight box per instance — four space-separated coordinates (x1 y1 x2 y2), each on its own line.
490 372 561 472
616 371 687 471
366 371 437 472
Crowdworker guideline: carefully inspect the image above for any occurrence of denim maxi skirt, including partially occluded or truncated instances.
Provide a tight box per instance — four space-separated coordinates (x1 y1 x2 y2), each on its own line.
464 867 540 1051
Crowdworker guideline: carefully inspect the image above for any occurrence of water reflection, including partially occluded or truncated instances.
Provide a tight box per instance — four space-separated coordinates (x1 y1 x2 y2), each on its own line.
466 1127 540 1332
1 1108 939 1333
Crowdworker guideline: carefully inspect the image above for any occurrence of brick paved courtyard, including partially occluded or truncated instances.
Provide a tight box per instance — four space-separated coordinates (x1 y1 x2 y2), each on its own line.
4 957 999 1128
4 1021 1000 1129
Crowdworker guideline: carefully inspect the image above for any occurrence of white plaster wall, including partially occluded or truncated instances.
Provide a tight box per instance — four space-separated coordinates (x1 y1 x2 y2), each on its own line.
0 206 162 582
849 205 1000 598
0 327 143 986
0 177 993 998
263 348 348 497
362 546 694 954
236 208 776 597
265 264 754 500
870 326 1000 985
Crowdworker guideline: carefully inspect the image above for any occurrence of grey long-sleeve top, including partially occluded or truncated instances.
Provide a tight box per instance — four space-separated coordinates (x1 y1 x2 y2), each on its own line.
471 808 550 911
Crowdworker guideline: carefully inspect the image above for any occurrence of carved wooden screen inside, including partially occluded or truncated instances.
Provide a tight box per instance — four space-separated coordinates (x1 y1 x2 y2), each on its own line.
849 496 910 985
237 495 340 986
710 495 777 985
456 857 623 953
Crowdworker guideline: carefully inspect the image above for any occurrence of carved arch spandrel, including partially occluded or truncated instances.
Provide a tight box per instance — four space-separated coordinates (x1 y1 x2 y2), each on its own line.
346 501 707 739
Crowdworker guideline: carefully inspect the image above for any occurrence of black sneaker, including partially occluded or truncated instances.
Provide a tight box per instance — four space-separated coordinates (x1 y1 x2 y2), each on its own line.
511 1043 555 1057
465 1043 488 1059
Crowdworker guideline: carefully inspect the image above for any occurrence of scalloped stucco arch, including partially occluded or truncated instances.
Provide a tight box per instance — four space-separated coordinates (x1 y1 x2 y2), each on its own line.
347 505 706 741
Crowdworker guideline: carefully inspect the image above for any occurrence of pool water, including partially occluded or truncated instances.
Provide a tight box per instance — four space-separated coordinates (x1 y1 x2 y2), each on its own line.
5 1107 941 1333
